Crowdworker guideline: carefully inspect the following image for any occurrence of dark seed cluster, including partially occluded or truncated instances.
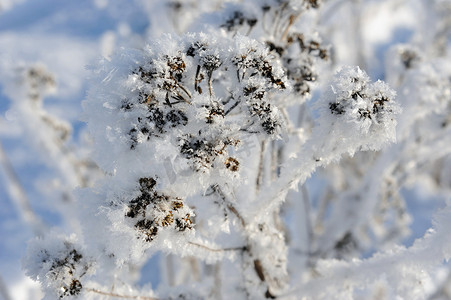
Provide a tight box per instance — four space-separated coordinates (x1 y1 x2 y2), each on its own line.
119 34 288 177
221 11 258 33
126 177 193 242
204 101 225 124
124 55 191 149
179 134 238 172
233 52 287 89
328 68 396 125
242 81 280 134
219 0 327 99
41 245 89 298
398 47 421 70
279 34 328 96
224 157 240 172
305 0 321 9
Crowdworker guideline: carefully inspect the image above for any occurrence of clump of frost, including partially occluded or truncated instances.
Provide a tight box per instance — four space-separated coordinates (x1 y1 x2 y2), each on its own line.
319 66 400 153
23 234 94 299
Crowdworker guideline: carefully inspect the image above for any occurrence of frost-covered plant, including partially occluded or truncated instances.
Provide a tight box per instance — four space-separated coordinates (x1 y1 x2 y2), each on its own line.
23 25 401 299
11 65 99 194
302 1 451 295
23 234 93 299
8 1 451 300
199 0 329 100
87 32 287 178
3 64 101 233
82 31 290 298
326 66 398 146
303 0 451 271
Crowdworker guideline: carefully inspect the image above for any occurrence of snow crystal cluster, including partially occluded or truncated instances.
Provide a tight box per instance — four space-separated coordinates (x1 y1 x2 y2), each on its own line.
324 66 400 151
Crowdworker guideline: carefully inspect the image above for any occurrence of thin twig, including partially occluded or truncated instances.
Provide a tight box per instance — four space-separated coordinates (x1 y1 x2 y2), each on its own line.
188 242 245 253
85 288 158 300
272 6 283 37
302 185 314 251
224 100 240 116
270 140 278 181
212 184 247 227
227 204 246 227
177 83 192 100
194 65 201 93
256 140 267 192
280 13 300 42
207 71 214 97
0 140 47 236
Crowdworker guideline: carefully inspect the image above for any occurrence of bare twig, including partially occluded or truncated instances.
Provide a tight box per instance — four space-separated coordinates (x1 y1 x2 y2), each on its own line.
177 83 192 100
302 185 314 250
0 140 47 236
194 65 201 93
227 204 246 227
211 184 247 227
224 100 240 116
256 140 267 192
280 13 300 41
188 242 245 253
85 288 158 300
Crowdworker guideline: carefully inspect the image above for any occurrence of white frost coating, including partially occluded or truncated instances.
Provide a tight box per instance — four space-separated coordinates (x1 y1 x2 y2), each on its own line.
23 233 94 300
285 204 451 300
322 66 400 150
82 32 291 269
82 35 400 296
83 32 288 179
248 66 400 220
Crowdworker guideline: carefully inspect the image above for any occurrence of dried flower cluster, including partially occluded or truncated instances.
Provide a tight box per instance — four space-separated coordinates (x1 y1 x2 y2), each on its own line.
23 236 92 299
218 0 328 99
118 33 287 174
126 177 193 242
328 66 399 135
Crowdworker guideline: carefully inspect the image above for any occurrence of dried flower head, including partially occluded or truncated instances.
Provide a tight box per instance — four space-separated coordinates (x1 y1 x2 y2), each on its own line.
125 177 194 242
